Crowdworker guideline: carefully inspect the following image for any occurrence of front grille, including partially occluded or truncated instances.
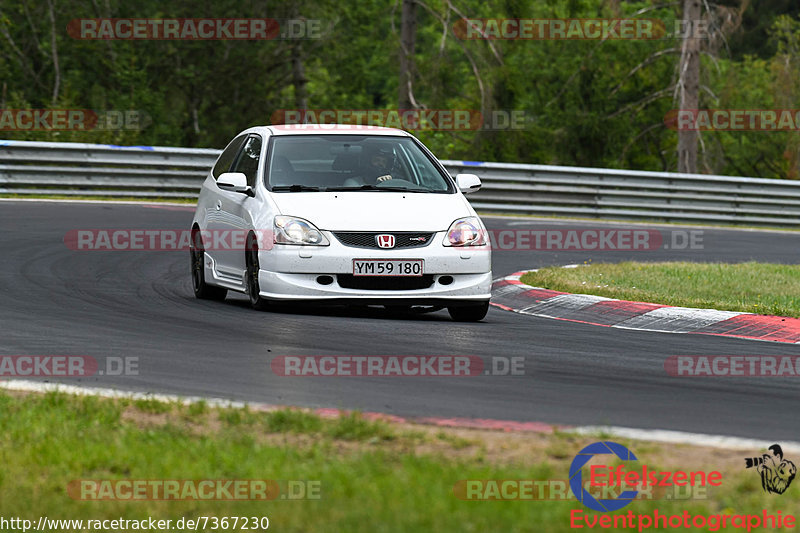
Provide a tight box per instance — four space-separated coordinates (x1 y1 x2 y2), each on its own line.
337 274 435 291
333 232 435 249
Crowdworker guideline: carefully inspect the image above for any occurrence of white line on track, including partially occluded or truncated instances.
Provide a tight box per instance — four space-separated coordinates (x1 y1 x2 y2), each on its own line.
0 380 252 409
571 426 800 454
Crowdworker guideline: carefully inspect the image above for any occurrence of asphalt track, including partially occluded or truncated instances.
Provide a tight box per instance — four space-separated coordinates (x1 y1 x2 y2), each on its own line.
2 200 800 440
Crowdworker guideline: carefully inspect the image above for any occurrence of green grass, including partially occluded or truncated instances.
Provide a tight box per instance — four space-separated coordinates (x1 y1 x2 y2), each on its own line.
1 390 798 532
521 261 800 317
133 397 174 414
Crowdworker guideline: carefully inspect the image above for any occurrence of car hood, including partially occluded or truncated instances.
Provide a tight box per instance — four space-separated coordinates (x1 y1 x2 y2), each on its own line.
269 192 472 231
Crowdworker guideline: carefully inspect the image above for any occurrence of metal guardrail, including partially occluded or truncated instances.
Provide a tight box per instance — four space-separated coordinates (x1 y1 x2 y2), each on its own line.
0 140 217 199
2 139 800 227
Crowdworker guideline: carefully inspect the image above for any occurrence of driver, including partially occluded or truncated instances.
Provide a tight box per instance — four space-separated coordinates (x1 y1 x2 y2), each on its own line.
362 145 395 183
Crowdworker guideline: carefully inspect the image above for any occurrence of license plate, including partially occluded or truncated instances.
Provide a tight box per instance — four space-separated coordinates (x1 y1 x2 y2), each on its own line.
352 259 424 276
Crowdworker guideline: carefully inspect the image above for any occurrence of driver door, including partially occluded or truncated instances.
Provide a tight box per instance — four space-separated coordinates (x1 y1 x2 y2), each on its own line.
213 134 263 280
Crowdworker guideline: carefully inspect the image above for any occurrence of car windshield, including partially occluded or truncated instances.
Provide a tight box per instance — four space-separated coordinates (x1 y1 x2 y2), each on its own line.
266 135 453 193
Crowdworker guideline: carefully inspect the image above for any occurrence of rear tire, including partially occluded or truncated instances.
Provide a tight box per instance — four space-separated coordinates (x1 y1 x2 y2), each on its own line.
448 302 489 322
190 229 227 301
246 234 271 311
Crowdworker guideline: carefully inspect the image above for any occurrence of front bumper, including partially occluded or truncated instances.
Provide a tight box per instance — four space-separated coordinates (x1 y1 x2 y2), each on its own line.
257 231 492 302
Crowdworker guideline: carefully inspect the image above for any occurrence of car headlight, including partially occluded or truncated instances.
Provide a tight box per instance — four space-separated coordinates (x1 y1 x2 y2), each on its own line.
274 215 329 246
443 216 487 247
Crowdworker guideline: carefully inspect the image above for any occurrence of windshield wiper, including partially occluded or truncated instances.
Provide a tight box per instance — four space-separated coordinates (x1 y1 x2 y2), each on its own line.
326 184 380 191
271 184 321 192
326 184 430 192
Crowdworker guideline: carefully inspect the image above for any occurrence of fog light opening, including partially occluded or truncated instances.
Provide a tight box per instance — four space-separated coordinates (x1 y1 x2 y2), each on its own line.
438 275 454 286
316 275 334 285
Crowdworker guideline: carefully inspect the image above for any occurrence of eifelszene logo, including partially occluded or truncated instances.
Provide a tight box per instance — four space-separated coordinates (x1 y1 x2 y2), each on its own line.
570 441 722 512
744 444 797 495
569 441 639 512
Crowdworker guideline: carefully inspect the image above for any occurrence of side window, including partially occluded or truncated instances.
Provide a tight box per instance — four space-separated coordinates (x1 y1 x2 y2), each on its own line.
212 134 248 180
231 135 263 188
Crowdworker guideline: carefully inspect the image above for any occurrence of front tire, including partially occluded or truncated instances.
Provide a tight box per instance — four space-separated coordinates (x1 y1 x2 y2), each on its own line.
190 229 227 301
448 302 489 322
246 235 271 311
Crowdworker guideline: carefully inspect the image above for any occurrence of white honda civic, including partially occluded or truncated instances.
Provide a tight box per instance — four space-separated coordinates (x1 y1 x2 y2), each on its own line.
190 124 492 321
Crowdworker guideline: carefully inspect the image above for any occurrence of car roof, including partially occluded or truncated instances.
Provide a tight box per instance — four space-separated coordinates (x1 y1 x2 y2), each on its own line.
263 124 413 137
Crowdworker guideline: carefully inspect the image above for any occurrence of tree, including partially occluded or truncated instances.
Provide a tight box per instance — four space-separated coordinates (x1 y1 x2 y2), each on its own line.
677 0 702 173
398 0 417 110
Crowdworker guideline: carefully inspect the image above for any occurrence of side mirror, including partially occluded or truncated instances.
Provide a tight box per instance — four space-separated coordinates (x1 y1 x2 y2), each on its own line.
217 172 253 196
455 173 482 194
